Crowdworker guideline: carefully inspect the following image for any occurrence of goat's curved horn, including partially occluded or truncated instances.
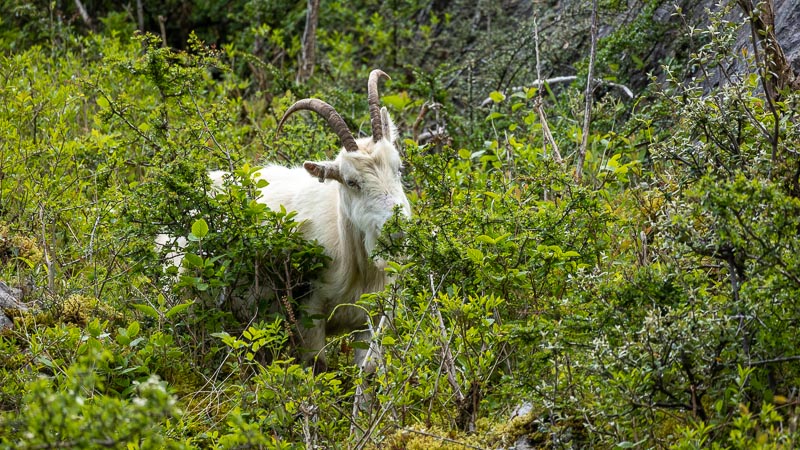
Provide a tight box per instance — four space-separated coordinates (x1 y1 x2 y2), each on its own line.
368 69 390 142
277 99 359 152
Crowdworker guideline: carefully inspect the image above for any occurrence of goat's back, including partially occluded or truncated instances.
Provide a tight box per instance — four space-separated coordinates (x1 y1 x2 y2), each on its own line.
254 165 342 253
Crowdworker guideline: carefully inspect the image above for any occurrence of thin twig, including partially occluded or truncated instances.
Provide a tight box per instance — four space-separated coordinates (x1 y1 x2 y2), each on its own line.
750 355 800 366
88 214 101 297
95 87 162 152
188 88 234 172
575 0 599 183
38 205 54 292
479 76 632 107
429 273 465 403
537 100 563 165
533 13 546 161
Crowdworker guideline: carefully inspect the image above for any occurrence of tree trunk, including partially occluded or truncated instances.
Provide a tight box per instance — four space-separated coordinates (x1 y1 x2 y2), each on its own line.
136 0 145 33
297 0 321 84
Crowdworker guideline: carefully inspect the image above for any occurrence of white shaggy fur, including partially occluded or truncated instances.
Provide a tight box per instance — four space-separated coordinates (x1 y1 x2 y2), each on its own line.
211 110 409 371
159 71 408 372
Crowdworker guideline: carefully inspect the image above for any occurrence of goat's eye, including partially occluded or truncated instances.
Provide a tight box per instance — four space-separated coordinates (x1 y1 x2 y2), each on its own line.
346 179 361 190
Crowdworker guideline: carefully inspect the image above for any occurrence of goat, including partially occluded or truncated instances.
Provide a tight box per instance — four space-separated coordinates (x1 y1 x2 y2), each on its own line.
191 70 410 372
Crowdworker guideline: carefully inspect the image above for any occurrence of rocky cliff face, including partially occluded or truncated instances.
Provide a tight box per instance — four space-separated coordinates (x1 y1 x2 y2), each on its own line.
621 0 798 91
774 0 800 71
467 0 800 97
692 0 800 89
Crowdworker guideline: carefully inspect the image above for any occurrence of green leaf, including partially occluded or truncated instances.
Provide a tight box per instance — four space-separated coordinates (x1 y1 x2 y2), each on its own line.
127 321 140 338
87 319 104 338
605 153 622 171
381 335 396 346
476 235 496 245
485 111 505 121
133 303 160 320
12 256 35 268
488 91 505 103
493 233 512 244
116 330 130 346
466 247 484 264
183 253 203 268
37 356 55 368
385 261 416 274
191 218 209 239
524 111 536 125
165 301 194 319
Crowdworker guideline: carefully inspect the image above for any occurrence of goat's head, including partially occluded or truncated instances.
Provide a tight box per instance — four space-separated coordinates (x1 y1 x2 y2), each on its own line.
277 70 411 254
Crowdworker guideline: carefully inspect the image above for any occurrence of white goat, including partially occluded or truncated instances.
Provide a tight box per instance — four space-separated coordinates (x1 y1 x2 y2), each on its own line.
203 70 410 372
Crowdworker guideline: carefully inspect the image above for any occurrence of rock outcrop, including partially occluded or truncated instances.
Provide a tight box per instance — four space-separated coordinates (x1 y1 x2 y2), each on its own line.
0 282 26 330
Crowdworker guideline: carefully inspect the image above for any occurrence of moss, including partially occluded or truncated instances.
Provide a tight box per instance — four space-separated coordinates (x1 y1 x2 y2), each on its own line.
485 409 537 448
8 294 123 330
0 222 43 267
61 295 93 326
376 425 490 450
60 294 122 327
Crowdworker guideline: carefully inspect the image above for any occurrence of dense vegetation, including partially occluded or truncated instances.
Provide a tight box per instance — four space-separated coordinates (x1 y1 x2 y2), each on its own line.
1 0 799 448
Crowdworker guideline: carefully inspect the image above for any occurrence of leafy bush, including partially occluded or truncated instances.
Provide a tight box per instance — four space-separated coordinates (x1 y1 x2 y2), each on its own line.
1 1 800 448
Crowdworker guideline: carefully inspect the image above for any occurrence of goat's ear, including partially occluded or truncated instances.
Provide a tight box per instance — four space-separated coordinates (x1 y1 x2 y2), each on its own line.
380 107 398 144
304 161 343 183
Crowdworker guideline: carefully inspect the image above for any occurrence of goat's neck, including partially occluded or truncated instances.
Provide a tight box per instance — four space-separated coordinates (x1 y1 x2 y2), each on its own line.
338 217 381 275
336 201 384 282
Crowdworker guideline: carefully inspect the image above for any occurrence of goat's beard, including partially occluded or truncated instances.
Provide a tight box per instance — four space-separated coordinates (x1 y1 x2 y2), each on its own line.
364 229 379 259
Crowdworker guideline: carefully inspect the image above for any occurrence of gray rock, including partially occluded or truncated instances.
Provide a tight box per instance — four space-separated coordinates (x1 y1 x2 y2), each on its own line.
0 281 26 330
774 0 800 73
0 313 11 330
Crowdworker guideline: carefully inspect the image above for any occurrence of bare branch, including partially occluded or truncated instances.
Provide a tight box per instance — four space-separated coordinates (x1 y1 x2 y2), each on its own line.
479 76 632 108
73 0 92 29
537 100 563 164
750 355 800 366
429 274 465 403
575 0 599 184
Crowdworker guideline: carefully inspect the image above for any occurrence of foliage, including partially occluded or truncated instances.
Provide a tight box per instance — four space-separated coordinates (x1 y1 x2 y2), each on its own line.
1 1 800 448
